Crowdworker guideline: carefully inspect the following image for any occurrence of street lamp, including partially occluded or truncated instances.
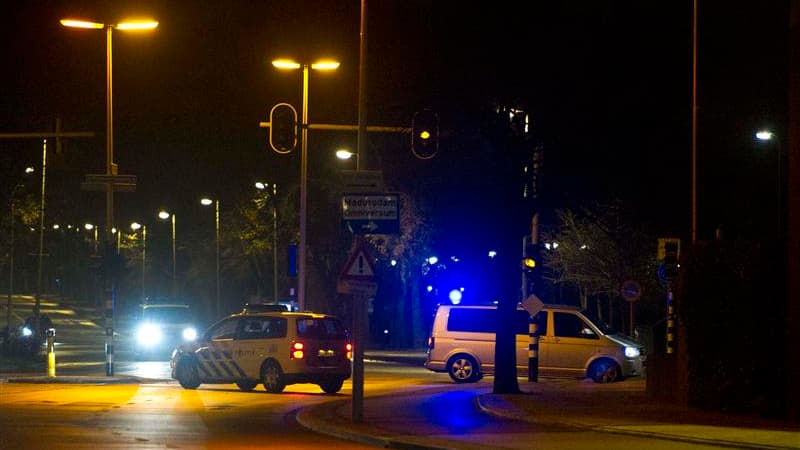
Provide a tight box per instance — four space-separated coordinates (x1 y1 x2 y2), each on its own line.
84 223 99 255
200 198 220 318
158 210 176 298
60 17 158 240
271 58 339 310
755 129 784 239
130 222 146 302
336 148 357 161
255 182 279 304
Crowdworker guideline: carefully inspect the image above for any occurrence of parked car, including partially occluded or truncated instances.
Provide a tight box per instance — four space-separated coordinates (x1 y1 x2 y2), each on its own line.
171 310 352 393
424 304 644 383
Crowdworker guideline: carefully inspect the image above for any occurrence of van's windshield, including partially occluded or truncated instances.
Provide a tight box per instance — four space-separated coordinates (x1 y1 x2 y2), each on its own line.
580 310 617 335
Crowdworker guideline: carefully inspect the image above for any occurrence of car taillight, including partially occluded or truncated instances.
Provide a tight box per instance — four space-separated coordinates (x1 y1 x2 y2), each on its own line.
427 336 435 349
291 341 305 359
346 343 353 360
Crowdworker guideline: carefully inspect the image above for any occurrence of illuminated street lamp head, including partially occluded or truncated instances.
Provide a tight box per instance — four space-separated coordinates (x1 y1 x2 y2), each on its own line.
311 60 340 71
200 198 213 206
84 223 94 231
755 130 774 141
60 18 158 31
25 166 35 174
116 20 159 30
158 211 171 220
336 149 355 160
272 59 301 70
60 19 104 29
272 58 340 71
130 222 141 231
255 181 266 190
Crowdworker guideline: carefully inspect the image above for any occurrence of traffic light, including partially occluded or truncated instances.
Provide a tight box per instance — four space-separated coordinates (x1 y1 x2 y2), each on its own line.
412 109 439 159
269 103 298 154
662 240 679 280
522 242 539 274
522 240 540 298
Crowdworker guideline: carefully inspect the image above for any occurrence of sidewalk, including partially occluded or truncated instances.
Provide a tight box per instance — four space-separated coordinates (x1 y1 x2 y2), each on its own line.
298 372 800 450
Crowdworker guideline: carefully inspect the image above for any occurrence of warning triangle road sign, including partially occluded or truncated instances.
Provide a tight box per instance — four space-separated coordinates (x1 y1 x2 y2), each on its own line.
339 241 376 282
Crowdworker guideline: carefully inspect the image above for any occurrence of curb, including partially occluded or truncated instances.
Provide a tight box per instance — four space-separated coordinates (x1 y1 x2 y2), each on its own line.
4 375 172 385
475 395 799 450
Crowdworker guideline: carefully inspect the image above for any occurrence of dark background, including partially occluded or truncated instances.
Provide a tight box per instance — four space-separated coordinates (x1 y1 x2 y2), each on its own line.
1 0 790 276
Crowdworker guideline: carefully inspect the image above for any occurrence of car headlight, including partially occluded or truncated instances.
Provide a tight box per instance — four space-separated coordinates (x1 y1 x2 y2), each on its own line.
21 326 33 337
624 346 641 358
182 327 197 341
137 323 162 346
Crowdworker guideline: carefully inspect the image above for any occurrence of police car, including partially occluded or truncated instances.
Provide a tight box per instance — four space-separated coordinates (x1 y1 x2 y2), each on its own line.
170 311 352 394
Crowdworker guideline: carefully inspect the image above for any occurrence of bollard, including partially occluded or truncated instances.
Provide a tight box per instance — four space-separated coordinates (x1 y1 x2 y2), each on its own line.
46 328 56 377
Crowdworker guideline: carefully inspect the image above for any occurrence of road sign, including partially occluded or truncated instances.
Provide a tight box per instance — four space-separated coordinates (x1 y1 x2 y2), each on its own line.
84 174 137 184
620 280 642 302
81 173 137 192
522 294 544 316
337 241 378 297
341 170 384 192
342 193 399 235
657 237 681 261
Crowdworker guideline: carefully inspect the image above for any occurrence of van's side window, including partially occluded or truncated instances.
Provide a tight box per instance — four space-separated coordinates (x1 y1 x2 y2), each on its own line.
553 312 598 339
515 310 547 336
447 309 496 333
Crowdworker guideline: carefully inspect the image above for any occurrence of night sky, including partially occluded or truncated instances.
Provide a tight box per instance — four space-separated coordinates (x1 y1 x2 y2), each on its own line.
1 1 790 259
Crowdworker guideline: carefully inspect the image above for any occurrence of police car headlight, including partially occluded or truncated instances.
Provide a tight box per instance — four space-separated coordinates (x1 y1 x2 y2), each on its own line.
624 346 641 358
182 327 197 341
137 323 162 346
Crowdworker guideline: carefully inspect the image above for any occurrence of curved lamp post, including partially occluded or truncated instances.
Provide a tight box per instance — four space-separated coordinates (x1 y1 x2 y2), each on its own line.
158 210 176 298
200 198 220 317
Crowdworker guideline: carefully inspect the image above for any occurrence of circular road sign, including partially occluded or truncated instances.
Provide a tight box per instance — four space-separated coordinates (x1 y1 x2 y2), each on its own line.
620 280 642 302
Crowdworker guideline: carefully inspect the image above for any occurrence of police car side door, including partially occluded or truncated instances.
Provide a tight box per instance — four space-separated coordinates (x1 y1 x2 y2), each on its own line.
196 317 245 381
234 316 287 377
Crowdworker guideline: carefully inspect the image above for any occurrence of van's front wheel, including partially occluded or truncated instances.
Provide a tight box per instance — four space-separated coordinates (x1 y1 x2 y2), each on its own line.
447 354 479 383
589 359 621 383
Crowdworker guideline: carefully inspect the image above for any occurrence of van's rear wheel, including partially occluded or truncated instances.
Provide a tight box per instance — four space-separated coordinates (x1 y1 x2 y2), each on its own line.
236 380 258 392
319 378 344 394
589 359 621 383
447 354 479 383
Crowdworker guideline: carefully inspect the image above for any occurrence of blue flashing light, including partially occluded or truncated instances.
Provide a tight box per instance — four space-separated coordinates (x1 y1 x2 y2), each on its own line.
426 285 434 292
449 289 462 304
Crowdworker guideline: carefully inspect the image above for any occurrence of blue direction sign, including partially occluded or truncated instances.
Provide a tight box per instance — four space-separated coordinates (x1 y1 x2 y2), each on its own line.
341 193 399 235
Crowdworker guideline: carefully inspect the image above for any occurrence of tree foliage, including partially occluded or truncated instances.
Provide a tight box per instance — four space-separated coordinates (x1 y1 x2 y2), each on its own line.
542 200 660 328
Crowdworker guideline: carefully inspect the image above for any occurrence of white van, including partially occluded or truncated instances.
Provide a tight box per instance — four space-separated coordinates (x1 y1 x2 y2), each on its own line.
424 304 644 383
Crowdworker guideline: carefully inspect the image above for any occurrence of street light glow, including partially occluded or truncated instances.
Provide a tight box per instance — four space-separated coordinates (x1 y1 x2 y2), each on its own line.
311 60 340 70
84 223 94 231
60 19 104 29
272 59 301 70
25 167 35 174
200 198 213 206
756 130 774 141
255 181 267 190
130 222 141 231
158 211 170 220
116 20 159 30
336 149 355 160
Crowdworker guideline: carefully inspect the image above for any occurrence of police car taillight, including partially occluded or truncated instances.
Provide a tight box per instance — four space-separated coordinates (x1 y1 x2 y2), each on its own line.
346 343 353 360
291 341 305 359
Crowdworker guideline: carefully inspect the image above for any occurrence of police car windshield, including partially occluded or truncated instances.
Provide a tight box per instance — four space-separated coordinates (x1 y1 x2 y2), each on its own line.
143 307 191 323
296 318 345 339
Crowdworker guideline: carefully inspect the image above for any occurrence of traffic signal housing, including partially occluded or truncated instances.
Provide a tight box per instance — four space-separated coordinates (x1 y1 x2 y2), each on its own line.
269 103 298 154
662 240 680 280
412 109 439 159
